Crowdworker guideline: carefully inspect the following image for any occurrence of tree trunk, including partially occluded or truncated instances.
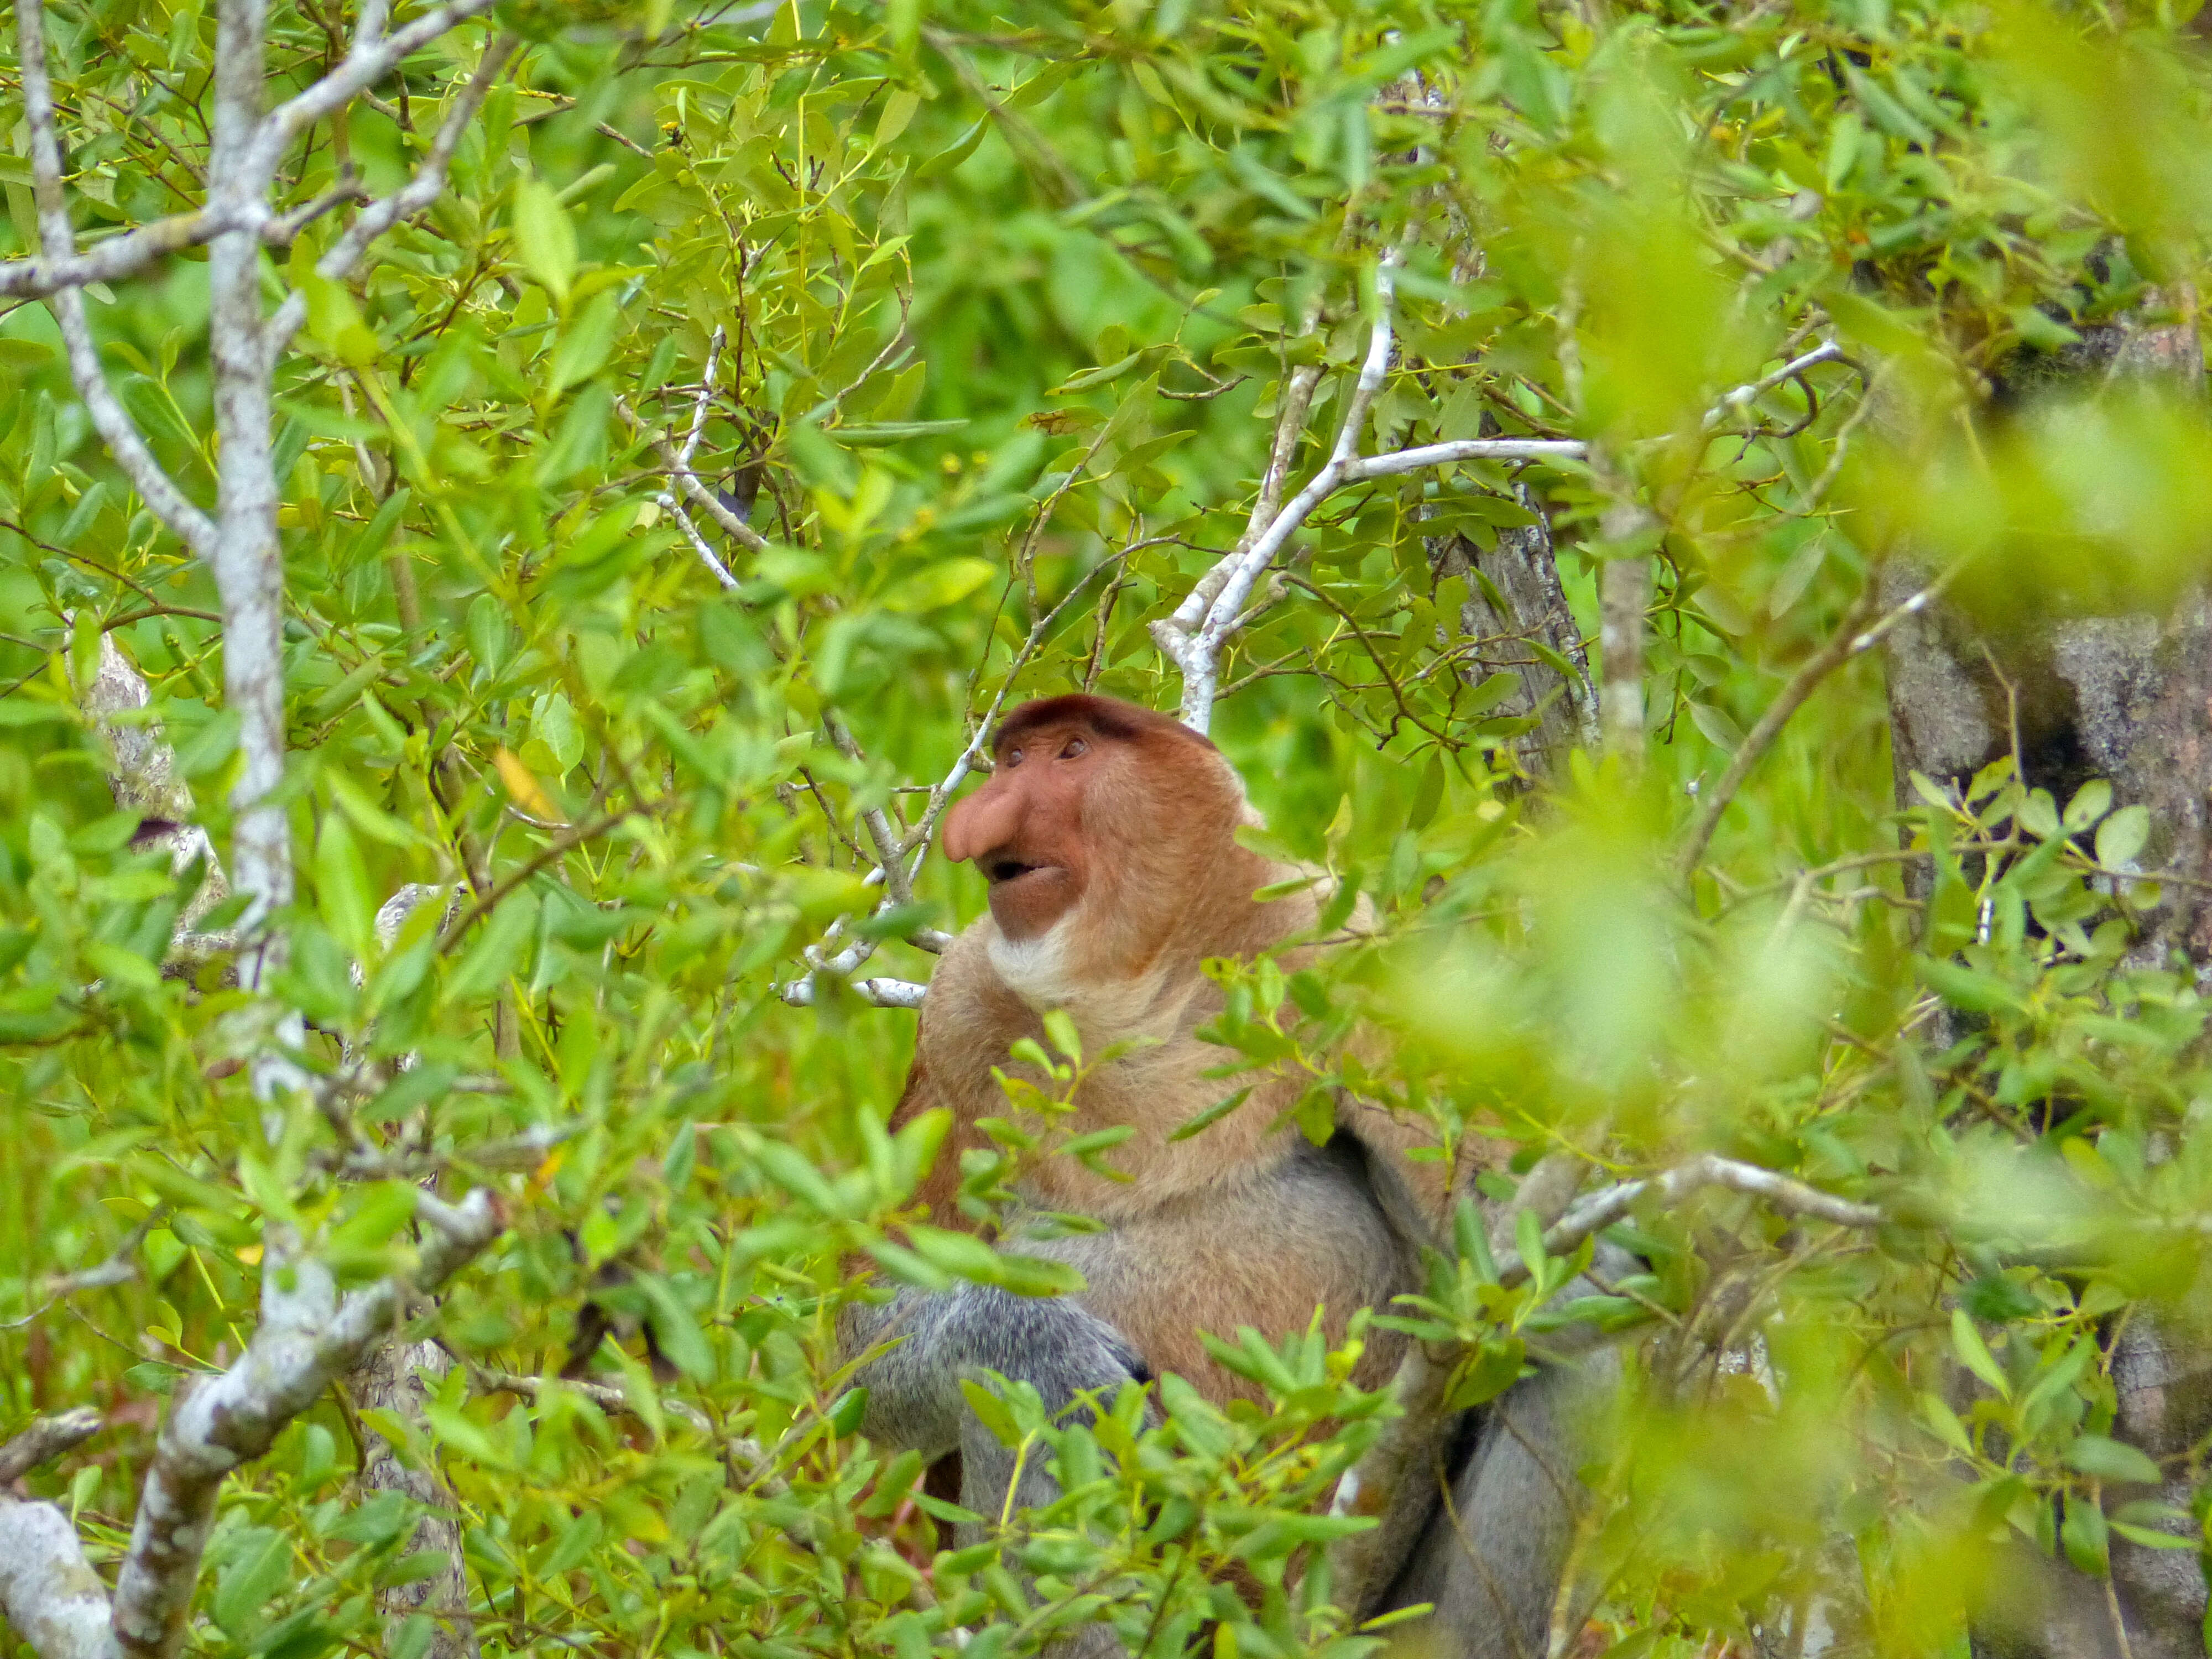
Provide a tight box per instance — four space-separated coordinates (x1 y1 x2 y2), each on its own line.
353 1342 479 1659
1428 481 1599 785
1884 304 2212 1659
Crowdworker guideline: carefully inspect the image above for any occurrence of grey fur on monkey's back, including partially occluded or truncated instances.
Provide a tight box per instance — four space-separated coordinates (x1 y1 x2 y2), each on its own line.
1370 1250 1631 1659
1372 1363 1614 1659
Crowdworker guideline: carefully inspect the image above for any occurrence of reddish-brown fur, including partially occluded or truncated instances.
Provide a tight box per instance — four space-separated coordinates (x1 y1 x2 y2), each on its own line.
889 694 1452 1405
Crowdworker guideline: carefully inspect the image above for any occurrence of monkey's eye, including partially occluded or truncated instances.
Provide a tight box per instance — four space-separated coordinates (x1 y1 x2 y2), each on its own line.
1004 747 1024 767
1059 737 1088 759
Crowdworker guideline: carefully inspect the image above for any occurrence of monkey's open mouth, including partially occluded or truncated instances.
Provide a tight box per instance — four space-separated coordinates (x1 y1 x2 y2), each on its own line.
988 859 1042 884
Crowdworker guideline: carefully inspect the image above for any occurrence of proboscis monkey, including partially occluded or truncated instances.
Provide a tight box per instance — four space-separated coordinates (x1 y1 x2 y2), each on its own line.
839 695 1600 1659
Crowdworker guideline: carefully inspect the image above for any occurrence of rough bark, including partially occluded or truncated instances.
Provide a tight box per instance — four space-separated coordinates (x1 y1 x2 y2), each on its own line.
83 636 229 933
1428 484 1600 784
353 1342 479 1659
1885 306 2212 1659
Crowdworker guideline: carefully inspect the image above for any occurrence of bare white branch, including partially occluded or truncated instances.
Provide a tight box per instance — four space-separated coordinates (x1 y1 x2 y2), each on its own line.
822 712 917 908
0 1201 504 1659
1598 549 1651 763
1345 437 1588 478
618 331 752 590
1155 251 1600 732
1326 1155 1879 1614
82 635 231 930
1539 1153 1882 1248
778 975 928 1010
16 0 216 555
681 326 725 469
0 1408 104 1486
0 1499 114 1659
0 207 257 301
669 497 743 589
617 392 774 557
1701 340 1845 432
246 0 502 186
107 1192 505 1659
265 34 519 354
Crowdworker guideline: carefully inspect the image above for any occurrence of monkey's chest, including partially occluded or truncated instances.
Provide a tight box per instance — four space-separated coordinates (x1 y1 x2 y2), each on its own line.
993 1053 1307 1222
1004 1144 1418 1406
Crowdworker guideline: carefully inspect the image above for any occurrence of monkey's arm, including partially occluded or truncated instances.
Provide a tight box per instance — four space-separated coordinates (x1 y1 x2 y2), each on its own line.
839 1284 1150 1459
1334 1093 1460 1244
850 1035 1152 1453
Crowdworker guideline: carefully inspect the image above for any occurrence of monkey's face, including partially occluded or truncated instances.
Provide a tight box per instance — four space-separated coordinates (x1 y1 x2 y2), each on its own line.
942 716 1100 941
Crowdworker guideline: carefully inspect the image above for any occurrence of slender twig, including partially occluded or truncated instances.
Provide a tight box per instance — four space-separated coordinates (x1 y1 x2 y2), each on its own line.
617 391 773 556
1326 1155 1879 1614
0 1408 105 1484
438 810 637 950
243 0 502 183
1699 341 1846 432
668 498 740 589
1676 557 1973 878
822 712 917 906
17 0 215 555
265 33 518 353
472 1369 716 1437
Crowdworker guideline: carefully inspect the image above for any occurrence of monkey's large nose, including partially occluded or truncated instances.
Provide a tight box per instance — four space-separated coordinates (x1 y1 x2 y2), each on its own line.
942 784 1022 866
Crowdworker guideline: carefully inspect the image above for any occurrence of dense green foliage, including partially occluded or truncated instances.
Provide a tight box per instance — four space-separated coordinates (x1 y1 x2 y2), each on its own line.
4 0 2212 1655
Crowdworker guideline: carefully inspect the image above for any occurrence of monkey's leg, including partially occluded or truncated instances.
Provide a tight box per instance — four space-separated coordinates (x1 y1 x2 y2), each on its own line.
1383 1353 1619 1659
1378 1244 1633 1659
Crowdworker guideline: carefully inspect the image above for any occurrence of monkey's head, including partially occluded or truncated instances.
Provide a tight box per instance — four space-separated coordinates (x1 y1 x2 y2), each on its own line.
942 695 1251 955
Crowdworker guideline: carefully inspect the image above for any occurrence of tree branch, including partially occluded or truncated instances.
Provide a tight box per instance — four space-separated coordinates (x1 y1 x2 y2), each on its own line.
244 0 501 186
108 1192 505 1659
1700 341 1845 432
81 634 231 932
16 0 215 556
0 1408 104 1485
617 384 775 558
1325 1155 1879 1616
264 33 519 354
0 1499 113 1659
1597 550 1651 764
1675 557 1971 878
1153 248 1595 732
777 974 928 1010
0 1201 504 1659
0 206 257 301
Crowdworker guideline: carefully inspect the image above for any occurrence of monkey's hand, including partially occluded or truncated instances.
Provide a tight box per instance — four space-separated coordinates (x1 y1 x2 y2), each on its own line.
840 1285 1149 1459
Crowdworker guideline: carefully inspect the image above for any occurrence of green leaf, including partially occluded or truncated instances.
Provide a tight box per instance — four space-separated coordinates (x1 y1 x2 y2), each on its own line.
1168 1086 1250 1141
2062 778 2111 831
637 1271 716 1381
2062 1495 2110 1575
1042 1008 1082 1065
444 893 538 1006
212 1528 290 1637
1921 1391 1974 1457
916 116 990 178
512 177 577 303
1950 1308 2012 1400
2063 1435 2163 1486
312 813 376 961
880 557 999 613
957 1377 1023 1448
2096 804 2150 868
